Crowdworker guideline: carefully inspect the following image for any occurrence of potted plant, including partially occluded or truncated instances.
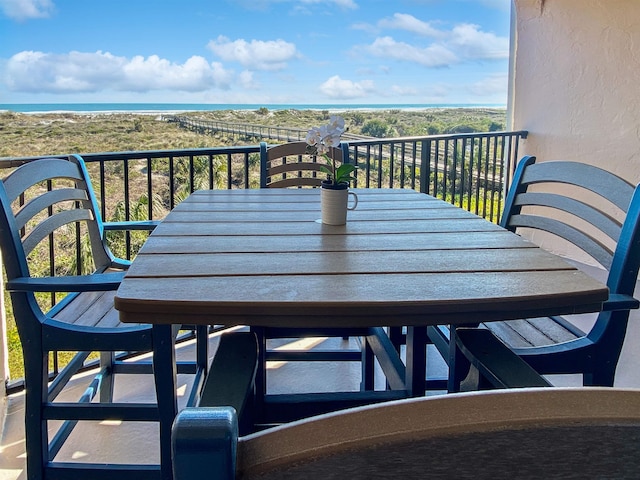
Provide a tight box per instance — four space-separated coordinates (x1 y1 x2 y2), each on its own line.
305 115 358 225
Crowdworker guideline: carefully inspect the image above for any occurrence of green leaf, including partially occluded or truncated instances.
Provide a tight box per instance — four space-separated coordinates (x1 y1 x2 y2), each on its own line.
334 163 358 184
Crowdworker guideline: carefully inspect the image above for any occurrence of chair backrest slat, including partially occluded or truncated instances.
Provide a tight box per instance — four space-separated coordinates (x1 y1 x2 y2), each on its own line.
2 158 84 202
508 214 615 270
15 187 89 230
519 160 635 211
22 209 93 256
268 162 326 177
514 192 623 242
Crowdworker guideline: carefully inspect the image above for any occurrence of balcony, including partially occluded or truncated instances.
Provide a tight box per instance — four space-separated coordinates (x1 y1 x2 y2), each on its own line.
3 130 640 479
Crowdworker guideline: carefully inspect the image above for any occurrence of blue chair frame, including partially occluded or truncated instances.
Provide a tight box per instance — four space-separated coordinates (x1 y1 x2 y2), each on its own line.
0 155 207 480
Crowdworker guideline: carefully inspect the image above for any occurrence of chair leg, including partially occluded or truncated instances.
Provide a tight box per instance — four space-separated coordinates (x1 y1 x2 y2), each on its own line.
388 326 404 354
448 328 471 393
152 324 178 480
584 368 616 387
251 327 267 421
99 351 115 402
361 336 375 391
24 351 48 480
405 326 427 397
196 325 209 376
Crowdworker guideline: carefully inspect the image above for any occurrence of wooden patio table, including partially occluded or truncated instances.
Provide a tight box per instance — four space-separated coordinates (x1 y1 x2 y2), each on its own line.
114 188 608 474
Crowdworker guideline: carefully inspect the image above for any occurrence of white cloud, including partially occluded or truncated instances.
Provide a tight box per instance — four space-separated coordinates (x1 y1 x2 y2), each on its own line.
207 36 298 71
319 75 374 99
378 13 443 38
364 36 458 68
449 23 509 59
4 50 234 93
391 85 419 96
0 0 53 20
467 73 508 96
238 70 258 89
351 17 508 69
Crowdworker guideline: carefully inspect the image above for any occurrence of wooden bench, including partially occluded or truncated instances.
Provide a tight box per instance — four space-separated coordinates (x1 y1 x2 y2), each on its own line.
197 331 259 435
455 328 552 389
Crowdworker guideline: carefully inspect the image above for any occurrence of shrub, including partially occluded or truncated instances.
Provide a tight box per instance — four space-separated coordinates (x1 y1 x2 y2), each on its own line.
361 119 391 138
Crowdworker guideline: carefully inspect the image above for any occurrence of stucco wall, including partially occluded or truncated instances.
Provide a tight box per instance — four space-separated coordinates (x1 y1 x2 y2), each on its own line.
511 0 640 181
510 0 640 263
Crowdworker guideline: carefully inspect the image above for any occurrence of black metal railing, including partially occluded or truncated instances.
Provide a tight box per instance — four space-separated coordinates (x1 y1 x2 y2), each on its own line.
1 129 527 388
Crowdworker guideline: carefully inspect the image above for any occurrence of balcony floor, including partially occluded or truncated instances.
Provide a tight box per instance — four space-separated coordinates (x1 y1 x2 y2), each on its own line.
3 263 640 479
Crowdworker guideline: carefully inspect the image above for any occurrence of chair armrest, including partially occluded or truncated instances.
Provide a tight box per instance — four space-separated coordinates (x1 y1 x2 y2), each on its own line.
103 220 160 231
455 328 551 389
603 294 640 311
110 258 132 269
172 407 238 480
6 271 125 292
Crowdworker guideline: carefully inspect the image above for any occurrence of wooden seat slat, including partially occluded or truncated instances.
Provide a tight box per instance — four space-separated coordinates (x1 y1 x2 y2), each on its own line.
94 303 128 329
51 290 105 325
485 316 580 348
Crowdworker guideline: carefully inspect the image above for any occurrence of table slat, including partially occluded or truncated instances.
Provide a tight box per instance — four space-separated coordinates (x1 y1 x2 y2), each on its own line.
127 248 576 278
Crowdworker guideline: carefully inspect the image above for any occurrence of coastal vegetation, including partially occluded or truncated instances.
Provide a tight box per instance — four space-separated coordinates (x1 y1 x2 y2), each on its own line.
0 107 506 157
1 107 507 381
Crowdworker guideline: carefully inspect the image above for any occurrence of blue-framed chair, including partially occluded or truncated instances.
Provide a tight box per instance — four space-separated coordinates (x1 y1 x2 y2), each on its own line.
256 141 379 416
172 388 640 480
259 140 348 188
0 154 208 479
428 156 640 391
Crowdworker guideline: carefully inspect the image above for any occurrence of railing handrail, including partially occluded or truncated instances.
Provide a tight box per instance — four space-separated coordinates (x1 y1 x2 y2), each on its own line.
0 145 261 165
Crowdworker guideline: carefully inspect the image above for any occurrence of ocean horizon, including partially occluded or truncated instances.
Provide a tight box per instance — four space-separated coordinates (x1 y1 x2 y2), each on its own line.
0 102 506 114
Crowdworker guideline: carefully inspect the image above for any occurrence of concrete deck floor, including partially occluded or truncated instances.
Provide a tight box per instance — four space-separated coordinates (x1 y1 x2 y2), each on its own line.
2 262 640 479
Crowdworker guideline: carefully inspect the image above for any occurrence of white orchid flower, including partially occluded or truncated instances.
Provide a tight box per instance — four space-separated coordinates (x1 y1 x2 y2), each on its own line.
316 142 330 154
324 132 342 148
305 126 322 146
328 115 345 132
305 115 355 185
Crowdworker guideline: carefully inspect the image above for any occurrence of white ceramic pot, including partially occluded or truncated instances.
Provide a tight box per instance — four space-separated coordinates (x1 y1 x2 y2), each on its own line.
320 182 358 225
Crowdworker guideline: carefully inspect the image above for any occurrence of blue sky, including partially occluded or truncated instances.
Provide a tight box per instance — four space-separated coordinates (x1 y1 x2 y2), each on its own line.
0 0 512 105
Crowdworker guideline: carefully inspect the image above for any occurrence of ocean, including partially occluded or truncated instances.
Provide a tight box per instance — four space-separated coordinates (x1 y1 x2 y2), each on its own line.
0 103 505 114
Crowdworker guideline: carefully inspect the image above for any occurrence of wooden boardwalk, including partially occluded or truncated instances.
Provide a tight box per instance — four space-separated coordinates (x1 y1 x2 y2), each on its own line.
162 114 370 143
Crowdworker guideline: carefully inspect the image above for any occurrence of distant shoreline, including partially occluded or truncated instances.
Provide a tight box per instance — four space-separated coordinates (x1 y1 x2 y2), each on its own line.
0 103 507 115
